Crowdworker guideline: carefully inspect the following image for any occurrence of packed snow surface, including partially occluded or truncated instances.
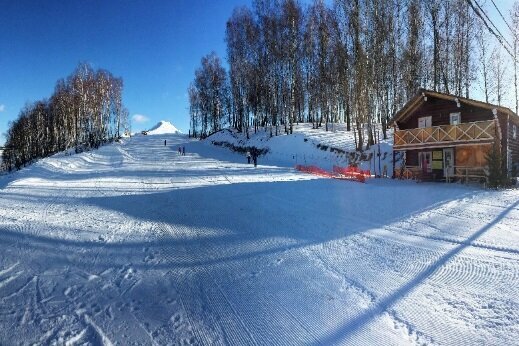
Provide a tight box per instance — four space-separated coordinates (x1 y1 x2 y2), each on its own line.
0 131 518 345
146 120 182 135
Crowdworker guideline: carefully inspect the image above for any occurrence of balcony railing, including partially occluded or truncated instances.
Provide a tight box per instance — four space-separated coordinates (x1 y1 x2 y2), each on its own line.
394 120 496 149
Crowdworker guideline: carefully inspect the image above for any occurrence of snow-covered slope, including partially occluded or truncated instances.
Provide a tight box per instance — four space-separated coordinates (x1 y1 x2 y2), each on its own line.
146 120 181 134
207 123 394 175
0 132 518 345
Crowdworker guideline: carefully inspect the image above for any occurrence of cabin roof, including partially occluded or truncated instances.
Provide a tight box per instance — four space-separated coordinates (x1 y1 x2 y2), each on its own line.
392 88 518 126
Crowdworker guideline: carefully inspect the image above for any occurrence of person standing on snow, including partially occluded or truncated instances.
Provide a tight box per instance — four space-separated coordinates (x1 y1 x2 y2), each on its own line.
252 149 258 167
246 150 251 164
178 147 181 155
164 140 167 146
182 146 185 156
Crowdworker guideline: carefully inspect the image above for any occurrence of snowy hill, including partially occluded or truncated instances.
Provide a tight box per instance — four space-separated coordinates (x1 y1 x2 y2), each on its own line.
146 120 182 135
0 131 518 345
206 124 394 176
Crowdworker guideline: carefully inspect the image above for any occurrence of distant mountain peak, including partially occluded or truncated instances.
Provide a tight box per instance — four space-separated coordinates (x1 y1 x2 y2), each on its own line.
147 120 182 135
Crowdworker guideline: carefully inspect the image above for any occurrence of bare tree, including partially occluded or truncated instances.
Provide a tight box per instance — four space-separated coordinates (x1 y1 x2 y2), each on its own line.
402 0 423 100
3 63 127 171
182 0 491 152
490 46 508 106
191 52 229 137
476 23 491 103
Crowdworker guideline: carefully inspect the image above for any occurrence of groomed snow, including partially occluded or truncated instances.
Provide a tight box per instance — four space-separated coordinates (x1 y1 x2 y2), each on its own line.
0 131 518 345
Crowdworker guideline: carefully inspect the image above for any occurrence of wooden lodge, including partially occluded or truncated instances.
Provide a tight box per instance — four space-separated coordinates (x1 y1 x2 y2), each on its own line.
392 89 519 183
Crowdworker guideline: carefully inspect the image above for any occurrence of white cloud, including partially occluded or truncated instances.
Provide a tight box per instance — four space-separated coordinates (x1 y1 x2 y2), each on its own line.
132 114 149 123
0 104 5 112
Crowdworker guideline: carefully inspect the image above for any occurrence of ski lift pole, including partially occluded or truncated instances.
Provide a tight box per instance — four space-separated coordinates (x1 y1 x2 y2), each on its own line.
377 130 381 178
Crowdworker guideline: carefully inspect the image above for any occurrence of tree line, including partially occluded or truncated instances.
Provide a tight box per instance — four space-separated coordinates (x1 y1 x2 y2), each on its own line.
2 63 129 171
189 0 519 150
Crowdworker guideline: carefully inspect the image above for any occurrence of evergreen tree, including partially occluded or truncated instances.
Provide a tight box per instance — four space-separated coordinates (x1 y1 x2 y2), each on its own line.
485 140 508 188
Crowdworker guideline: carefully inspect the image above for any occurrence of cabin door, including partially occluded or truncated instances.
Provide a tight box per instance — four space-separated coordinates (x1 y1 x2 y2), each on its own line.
419 151 432 173
443 148 454 177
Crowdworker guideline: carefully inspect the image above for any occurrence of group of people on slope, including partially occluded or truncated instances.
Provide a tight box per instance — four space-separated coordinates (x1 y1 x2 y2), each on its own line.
163 140 186 156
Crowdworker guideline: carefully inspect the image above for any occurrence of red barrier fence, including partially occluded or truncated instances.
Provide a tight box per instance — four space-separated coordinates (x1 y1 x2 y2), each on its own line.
295 165 370 183
332 165 371 183
295 165 333 177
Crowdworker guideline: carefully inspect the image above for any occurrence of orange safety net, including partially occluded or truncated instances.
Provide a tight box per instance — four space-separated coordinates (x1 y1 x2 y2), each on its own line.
295 165 370 183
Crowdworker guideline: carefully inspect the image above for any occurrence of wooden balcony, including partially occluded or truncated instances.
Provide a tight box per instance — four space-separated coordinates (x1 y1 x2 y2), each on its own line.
394 120 496 150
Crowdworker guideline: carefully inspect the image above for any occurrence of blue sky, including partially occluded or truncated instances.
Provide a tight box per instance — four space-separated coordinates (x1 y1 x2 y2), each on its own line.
0 0 250 143
0 0 516 145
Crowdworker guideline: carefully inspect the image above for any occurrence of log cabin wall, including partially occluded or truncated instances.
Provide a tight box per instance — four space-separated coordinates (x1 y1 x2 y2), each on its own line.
397 97 495 130
507 113 519 173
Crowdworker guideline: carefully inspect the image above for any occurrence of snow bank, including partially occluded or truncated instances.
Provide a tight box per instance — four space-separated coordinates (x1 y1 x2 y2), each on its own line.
206 124 394 175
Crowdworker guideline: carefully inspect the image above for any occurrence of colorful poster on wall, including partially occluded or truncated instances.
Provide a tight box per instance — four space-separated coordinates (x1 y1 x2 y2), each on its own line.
432 160 443 170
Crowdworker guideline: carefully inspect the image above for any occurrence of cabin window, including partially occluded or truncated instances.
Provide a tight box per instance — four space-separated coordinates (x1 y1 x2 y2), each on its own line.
418 116 432 128
450 112 461 125
418 152 432 173
513 124 517 139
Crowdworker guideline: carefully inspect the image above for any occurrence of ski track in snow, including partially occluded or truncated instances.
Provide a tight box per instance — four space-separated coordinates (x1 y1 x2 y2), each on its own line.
0 131 518 345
